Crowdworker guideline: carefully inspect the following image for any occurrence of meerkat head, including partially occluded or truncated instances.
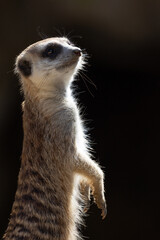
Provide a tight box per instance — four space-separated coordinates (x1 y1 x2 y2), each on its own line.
15 37 83 97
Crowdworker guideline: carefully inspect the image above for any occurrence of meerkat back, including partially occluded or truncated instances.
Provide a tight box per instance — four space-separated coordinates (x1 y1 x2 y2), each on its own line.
3 37 107 240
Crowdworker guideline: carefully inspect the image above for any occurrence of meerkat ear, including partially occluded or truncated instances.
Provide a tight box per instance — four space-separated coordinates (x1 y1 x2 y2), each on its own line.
17 59 32 77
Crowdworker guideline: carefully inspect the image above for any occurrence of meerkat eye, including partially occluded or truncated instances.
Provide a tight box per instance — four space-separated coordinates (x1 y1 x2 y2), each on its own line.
42 43 62 59
46 48 54 56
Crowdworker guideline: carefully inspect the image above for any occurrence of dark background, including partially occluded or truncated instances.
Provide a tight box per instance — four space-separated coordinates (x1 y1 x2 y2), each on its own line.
0 0 160 239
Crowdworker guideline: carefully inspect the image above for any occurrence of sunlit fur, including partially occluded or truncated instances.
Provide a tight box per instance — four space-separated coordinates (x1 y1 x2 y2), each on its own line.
3 37 106 240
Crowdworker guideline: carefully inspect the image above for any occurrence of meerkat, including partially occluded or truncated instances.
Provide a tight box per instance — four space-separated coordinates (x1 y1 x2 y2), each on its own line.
3 37 107 240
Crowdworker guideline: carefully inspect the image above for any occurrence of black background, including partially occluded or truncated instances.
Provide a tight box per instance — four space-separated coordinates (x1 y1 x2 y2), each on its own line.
0 1 160 239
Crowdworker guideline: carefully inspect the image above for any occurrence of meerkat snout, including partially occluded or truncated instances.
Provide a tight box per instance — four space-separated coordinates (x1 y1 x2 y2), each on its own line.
73 48 82 56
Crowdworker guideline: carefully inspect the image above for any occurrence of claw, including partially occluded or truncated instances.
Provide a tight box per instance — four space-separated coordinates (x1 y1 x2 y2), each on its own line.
83 206 89 213
83 197 90 213
94 195 107 219
101 205 107 219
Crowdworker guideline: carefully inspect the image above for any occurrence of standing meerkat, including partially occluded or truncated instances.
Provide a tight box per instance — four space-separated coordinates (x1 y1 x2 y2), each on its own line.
3 37 107 240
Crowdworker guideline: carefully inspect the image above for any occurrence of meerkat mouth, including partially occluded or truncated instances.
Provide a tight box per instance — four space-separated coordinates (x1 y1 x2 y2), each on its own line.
56 57 80 70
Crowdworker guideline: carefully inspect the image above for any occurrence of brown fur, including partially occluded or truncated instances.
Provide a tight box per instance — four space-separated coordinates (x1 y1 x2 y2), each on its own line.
3 38 106 240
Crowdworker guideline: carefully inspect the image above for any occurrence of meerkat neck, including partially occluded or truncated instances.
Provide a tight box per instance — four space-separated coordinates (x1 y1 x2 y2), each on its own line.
22 76 73 104
22 79 75 118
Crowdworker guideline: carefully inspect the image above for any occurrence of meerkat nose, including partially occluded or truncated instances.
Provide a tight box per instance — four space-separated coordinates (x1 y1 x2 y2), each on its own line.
73 48 82 56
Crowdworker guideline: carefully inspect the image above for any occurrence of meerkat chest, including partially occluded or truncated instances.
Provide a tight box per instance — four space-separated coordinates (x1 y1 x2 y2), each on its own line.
23 100 84 158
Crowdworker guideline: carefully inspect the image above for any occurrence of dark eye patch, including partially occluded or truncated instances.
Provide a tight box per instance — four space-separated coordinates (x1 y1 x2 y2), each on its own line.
18 59 32 77
42 43 62 59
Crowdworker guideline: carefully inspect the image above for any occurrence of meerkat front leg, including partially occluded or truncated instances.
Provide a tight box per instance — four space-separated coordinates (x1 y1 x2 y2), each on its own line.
75 154 107 219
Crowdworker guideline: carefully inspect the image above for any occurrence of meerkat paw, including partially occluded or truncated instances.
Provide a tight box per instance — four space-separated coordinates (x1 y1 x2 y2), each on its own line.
94 193 107 219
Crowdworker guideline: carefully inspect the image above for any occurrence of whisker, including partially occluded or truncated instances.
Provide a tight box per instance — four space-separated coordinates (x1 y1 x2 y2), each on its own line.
37 26 48 40
52 27 64 37
65 30 75 39
78 72 95 98
7 69 15 74
80 71 97 90
70 35 83 41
